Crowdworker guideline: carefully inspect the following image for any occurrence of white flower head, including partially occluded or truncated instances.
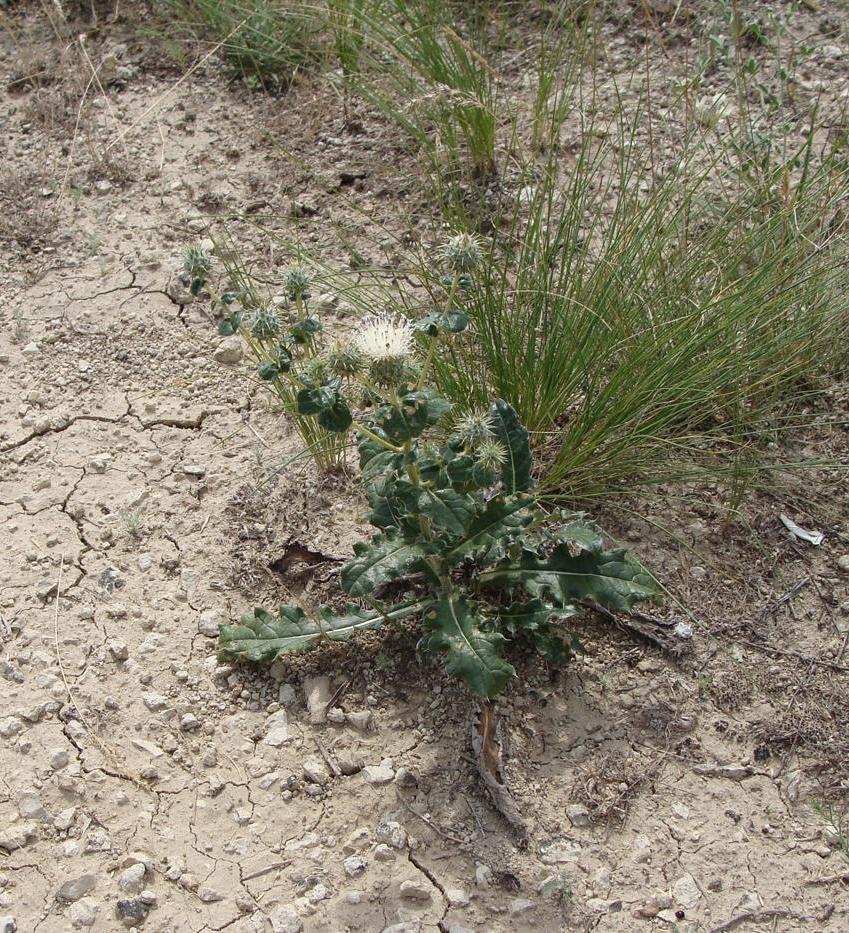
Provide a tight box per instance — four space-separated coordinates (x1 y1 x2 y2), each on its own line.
353 313 416 362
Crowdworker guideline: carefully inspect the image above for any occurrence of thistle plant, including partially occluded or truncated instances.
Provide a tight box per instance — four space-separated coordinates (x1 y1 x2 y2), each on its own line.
186 246 347 472
218 240 659 697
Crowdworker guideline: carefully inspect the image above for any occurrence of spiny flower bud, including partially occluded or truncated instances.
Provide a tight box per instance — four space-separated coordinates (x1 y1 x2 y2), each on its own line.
452 411 495 448
249 304 282 339
476 439 508 471
183 244 213 279
326 343 363 378
441 232 482 274
302 355 331 385
284 264 312 302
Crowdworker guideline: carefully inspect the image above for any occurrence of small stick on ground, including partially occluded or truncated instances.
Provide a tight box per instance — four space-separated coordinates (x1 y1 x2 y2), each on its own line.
735 639 849 673
395 792 467 845
313 737 341 779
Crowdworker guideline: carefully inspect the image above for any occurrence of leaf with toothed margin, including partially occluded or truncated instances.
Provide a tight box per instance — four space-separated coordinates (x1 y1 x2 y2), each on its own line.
218 599 432 663
418 594 515 698
489 399 532 493
341 530 436 596
480 543 659 613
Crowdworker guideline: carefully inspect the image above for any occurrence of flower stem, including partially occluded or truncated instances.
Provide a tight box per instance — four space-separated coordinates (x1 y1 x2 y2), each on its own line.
352 422 403 453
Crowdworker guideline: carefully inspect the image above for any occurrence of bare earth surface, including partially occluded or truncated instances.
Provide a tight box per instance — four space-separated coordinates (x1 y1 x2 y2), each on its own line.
2 5 849 933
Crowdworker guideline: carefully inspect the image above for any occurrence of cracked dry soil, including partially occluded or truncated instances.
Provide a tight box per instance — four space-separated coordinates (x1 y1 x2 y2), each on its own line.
2 4 849 933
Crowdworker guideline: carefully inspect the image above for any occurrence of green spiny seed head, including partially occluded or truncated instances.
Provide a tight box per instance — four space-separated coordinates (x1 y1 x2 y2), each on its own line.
249 304 282 339
302 355 331 385
441 232 482 274
284 264 312 302
452 410 495 448
476 439 508 471
183 244 213 279
327 343 363 378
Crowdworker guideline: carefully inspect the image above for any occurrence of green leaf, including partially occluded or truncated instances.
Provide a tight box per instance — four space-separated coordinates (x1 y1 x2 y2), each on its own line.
318 398 352 433
366 477 418 530
481 542 659 613
190 277 206 296
374 389 452 444
418 594 515 698
297 382 341 416
217 310 243 336
489 399 532 493
341 530 436 596
496 599 579 666
417 486 476 537
445 494 536 564
290 317 321 343
548 512 604 554
417 310 470 335
257 361 280 380
218 599 430 663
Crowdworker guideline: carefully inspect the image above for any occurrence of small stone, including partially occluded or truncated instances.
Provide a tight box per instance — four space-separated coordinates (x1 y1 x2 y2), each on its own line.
138 891 157 907
17 791 49 821
446 888 470 907
264 710 290 747
180 713 200 732
326 707 345 724
344 856 368 878
270 905 303 933
118 864 146 894
142 693 168 712
0 919 15 933
737 891 763 912
673 874 702 910
836 555 849 573
393 767 418 789
540 839 582 864
84 829 111 853
182 463 206 477
376 820 407 849
566 804 590 828
284 832 320 854
108 640 129 661
363 764 394 785
509 898 536 915
632 833 652 863
304 783 324 797
68 899 98 928
302 756 329 786
307 883 330 903
94 179 112 194
374 844 395 861
198 887 223 903
304 675 331 723
343 828 372 853
56 875 97 903
54 807 77 831
399 879 432 900
22 342 41 358
475 864 493 886
586 898 622 913
538 875 564 897
213 337 243 364
115 899 148 928
345 710 374 731
338 751 364 776
0 717 23 738
198 609 222 637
